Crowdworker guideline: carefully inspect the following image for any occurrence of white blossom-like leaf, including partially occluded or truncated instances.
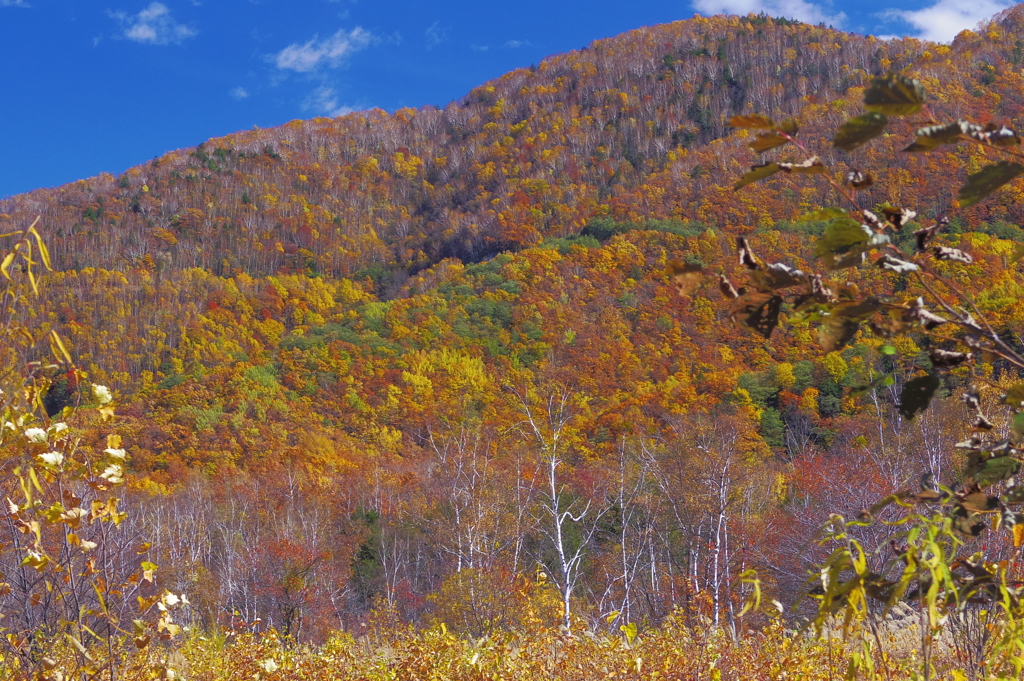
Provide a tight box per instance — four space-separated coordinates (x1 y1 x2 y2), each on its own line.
92 384 113 405
25 427 47 444
38 451 63 468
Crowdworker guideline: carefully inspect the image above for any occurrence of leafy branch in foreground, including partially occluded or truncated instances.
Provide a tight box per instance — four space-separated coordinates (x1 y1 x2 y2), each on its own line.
670 73 1024 679
0 221 185 680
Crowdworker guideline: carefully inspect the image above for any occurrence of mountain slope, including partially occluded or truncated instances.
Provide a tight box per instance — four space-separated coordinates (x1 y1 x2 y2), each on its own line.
3 10 1024 634
0 14 953 283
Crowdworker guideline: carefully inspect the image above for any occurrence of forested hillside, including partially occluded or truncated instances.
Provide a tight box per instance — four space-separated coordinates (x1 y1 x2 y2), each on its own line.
4 6 1024 677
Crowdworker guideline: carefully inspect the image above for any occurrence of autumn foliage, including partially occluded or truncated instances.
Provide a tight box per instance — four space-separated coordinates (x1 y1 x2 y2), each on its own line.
6 6 1024 680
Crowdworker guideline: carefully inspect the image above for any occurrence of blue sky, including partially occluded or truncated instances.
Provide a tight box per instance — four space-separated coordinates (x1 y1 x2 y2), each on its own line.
0 0 1016 198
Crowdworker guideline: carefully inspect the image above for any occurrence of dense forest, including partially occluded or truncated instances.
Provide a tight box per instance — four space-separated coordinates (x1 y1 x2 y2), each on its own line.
5 6 1024 679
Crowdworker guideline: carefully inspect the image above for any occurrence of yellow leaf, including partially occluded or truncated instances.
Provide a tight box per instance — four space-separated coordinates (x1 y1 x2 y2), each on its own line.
28 219 51 271
1013 523 1024 548
0 252 15 280
49 331 73 364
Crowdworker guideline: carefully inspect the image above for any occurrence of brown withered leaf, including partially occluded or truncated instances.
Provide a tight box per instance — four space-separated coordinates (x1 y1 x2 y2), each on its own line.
666 260 705 297
731 292 783 339
879 205 917 230
950 505 987 537
749 131 790 153
719 274 740 299
847 170 874 189
964 388 982 411
818 317 860 352
716 274 741 299
968 122 1020 147
777 156 827 175
809 274 837 304
904 298 948 330
861 210 885 231
834 297 881 320
903 121 971 152
858 488 947 521
899 374 941 420
929 348 972 367
961 491 999 513
972 414 994 431
957 436 983 451
876 254 919 273
729 114 776 129
737 236 760 270
751 263 806 291
932 246 973 264
869 310 910 337
913 216 949 251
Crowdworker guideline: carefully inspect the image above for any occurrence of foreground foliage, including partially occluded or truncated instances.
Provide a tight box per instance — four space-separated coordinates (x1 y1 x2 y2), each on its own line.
0 614 945 681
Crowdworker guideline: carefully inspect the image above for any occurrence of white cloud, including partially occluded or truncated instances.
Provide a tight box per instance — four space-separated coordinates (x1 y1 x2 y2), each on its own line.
425 21 448 48
884 0 1012 43
471 40 531 52
230 86 249 100
302 86 359 117
692 0 845 26
1 1 30 7
274 27 374 72
110 2 196 45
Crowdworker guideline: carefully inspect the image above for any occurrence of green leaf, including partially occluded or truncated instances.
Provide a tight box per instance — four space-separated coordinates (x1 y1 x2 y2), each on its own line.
863 73 925 116
729 114 776 129
749 131 790 153
799 207 848 222
1002 384 1024 409
833 112 888 151
1010 243 1024 264
734 162 782 190
972 456 1022 487
879 345 897 355
850 372 894 398
779 118 799 135
812 219 871 269
898 374 940 420
1012 412 1024 441
959 161 1024 207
